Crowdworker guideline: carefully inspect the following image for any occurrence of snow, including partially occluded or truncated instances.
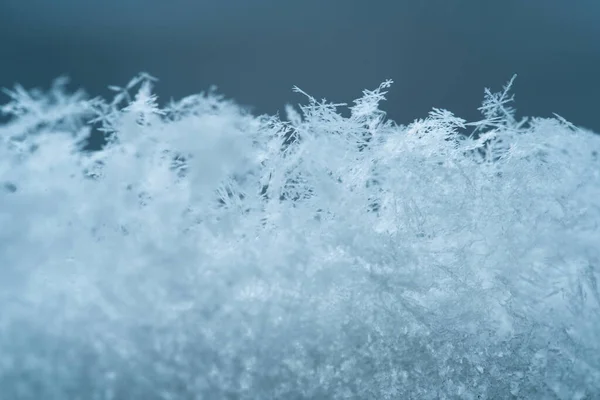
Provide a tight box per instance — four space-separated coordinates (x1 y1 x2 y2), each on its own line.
0 74 599 398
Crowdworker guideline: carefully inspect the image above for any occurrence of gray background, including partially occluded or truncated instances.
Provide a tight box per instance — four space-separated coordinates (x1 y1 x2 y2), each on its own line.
1 0 599 131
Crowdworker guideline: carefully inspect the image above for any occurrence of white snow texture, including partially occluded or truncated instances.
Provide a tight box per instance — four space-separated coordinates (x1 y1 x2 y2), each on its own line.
0 74 599 399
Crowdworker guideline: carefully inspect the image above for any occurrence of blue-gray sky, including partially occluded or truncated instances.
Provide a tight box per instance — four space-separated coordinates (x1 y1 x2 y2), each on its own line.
1 0 599 131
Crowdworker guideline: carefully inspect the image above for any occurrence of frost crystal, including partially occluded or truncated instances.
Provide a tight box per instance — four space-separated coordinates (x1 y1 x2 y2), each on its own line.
1 74 599 399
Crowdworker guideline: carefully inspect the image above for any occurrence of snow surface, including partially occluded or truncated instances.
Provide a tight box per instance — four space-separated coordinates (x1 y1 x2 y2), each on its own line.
0 74 599 398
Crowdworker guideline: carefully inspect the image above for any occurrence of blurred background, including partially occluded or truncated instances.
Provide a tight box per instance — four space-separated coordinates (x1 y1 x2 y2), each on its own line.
1 0 599 131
